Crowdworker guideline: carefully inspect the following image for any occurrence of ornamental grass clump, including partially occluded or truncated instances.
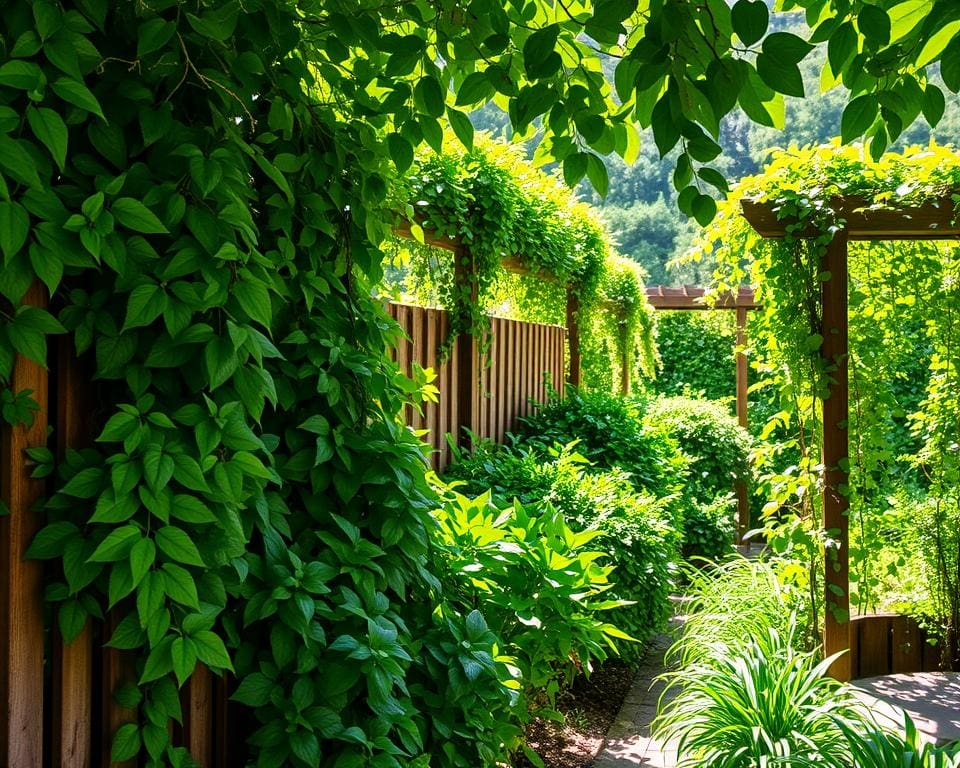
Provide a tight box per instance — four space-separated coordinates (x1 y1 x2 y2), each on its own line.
653 622 875 768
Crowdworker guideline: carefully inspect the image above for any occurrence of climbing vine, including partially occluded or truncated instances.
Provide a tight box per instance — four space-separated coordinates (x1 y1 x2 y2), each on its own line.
688 142 960 643
388 138 656 390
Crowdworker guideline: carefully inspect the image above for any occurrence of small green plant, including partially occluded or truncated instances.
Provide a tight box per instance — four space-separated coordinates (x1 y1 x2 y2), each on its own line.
445 442 680 648
654 621 874 768
841 714 960 768
431 488 633 764
517 388 688 495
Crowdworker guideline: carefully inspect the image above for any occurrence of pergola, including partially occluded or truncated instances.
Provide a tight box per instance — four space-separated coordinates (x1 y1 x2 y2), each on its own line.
740 195 960 681
645 285 759 540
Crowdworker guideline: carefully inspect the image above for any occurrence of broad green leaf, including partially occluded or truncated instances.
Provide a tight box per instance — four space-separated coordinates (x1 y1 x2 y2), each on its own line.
455 71 495 106
161 563 200 608
123 283 166 329
386 132 413 173
26 107 68 171
0 202 30 262
414 76 446 118
0 61 44 90
111 723 141 762
857 4 891 46
26 521 79 559
171 636 197 686
0 136 42 189
156 526 205 567
112 198 168 234
50 77 105 119
731 0 768 46
129 537 155 588
888 0 934 43
446 108 474 152
89 524 141 562
192 630 233 671
841 94 879 142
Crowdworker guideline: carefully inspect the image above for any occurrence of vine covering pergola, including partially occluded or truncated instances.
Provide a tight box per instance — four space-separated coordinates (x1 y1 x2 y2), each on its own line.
741 196 960 681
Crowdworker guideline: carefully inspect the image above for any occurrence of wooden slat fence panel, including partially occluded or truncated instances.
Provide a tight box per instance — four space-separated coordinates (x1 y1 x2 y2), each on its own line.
0 282 49 767
386 303 566 471
851 614 937 679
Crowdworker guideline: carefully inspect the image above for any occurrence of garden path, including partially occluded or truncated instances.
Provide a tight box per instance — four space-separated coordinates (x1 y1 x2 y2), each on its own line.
592 633 678 768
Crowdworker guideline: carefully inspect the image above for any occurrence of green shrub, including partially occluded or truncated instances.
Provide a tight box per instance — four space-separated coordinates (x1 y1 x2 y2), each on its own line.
430 489 631 765
654 311 736 402
682 494 736 562
654 621 876 768
645 396 754 501
446 443 679 648
516 388 687 495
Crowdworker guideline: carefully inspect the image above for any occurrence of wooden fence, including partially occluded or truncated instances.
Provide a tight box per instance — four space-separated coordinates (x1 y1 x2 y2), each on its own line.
850 614 940 679
387 303 567 470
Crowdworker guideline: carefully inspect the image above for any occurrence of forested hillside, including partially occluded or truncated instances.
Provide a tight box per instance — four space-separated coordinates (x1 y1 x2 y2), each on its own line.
474 10 960 285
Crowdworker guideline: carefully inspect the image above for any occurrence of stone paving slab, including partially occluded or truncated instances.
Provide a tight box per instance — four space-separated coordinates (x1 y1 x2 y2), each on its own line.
853 672 960 745
592 634 679 767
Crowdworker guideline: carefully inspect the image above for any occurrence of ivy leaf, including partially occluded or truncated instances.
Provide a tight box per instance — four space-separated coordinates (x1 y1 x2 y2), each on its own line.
89 524 141 562
234 278 272 329
171 636 197 687
61 467 104 498
585 154 609 198
232 671 275 706
171 494 217 524
26 106 68 172
129 537 156 588
841 94 879 142
58 599 88 644
124 283 167 330
563 153 588 187
923 85 946 127
731 0 768 46
205 336 238 391
26 521 79 559
192 630 234 671
112 198 168 234
156 526 206 567
111 723 141 762
50 77 105 119
0 136 42 189
161 563 200 608
0 202 30 262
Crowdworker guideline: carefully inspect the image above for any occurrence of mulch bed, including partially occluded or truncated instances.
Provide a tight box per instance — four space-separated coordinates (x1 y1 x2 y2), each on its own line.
513 659 636 768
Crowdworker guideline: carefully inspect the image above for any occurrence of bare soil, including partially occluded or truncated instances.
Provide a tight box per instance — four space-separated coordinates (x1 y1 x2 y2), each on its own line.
514 660 636 768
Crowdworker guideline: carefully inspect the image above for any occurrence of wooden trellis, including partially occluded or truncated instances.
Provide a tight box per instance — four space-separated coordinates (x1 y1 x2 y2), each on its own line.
741 195 960 681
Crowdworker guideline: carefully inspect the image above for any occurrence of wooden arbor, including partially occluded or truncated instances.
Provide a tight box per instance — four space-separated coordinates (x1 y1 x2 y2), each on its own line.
646 285 759 540
740 196 960 681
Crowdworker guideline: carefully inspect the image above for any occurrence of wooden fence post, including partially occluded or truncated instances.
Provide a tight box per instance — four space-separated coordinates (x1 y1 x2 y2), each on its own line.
52 336 94 768
822 230 851 681
566 286 581 388
0 281 49 767
735 306 750 542
454 246 477 448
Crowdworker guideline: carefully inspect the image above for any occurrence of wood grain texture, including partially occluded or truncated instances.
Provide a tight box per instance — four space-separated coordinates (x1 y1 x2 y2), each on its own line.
0 281 49 768
183 666 213 768
741 197 960 240
821 232 851 681
52 335 94 768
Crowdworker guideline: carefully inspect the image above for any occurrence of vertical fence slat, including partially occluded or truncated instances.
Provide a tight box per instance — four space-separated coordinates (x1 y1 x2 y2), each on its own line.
425 308 439 470
183 666 213 768
0 281 48 768
102 610 138 768
891 615 923 674
53 336 94 768
857 615 891 679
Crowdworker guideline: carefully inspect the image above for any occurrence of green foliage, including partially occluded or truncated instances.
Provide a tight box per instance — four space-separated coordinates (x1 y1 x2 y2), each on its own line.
392 139 657 386
446 442 680 648
680 494 737 563
654 312 737 402
645 396 754 500
517 388 687 494
654 621 876 768
697 143 960 636
431 489 631 761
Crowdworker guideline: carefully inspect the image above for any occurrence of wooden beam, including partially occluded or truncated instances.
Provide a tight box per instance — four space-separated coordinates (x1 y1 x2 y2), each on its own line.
645 285 759 310
566 287 581 388
735 306 750 543
0 282 48 768
822 230 851 682
741 197 960 240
